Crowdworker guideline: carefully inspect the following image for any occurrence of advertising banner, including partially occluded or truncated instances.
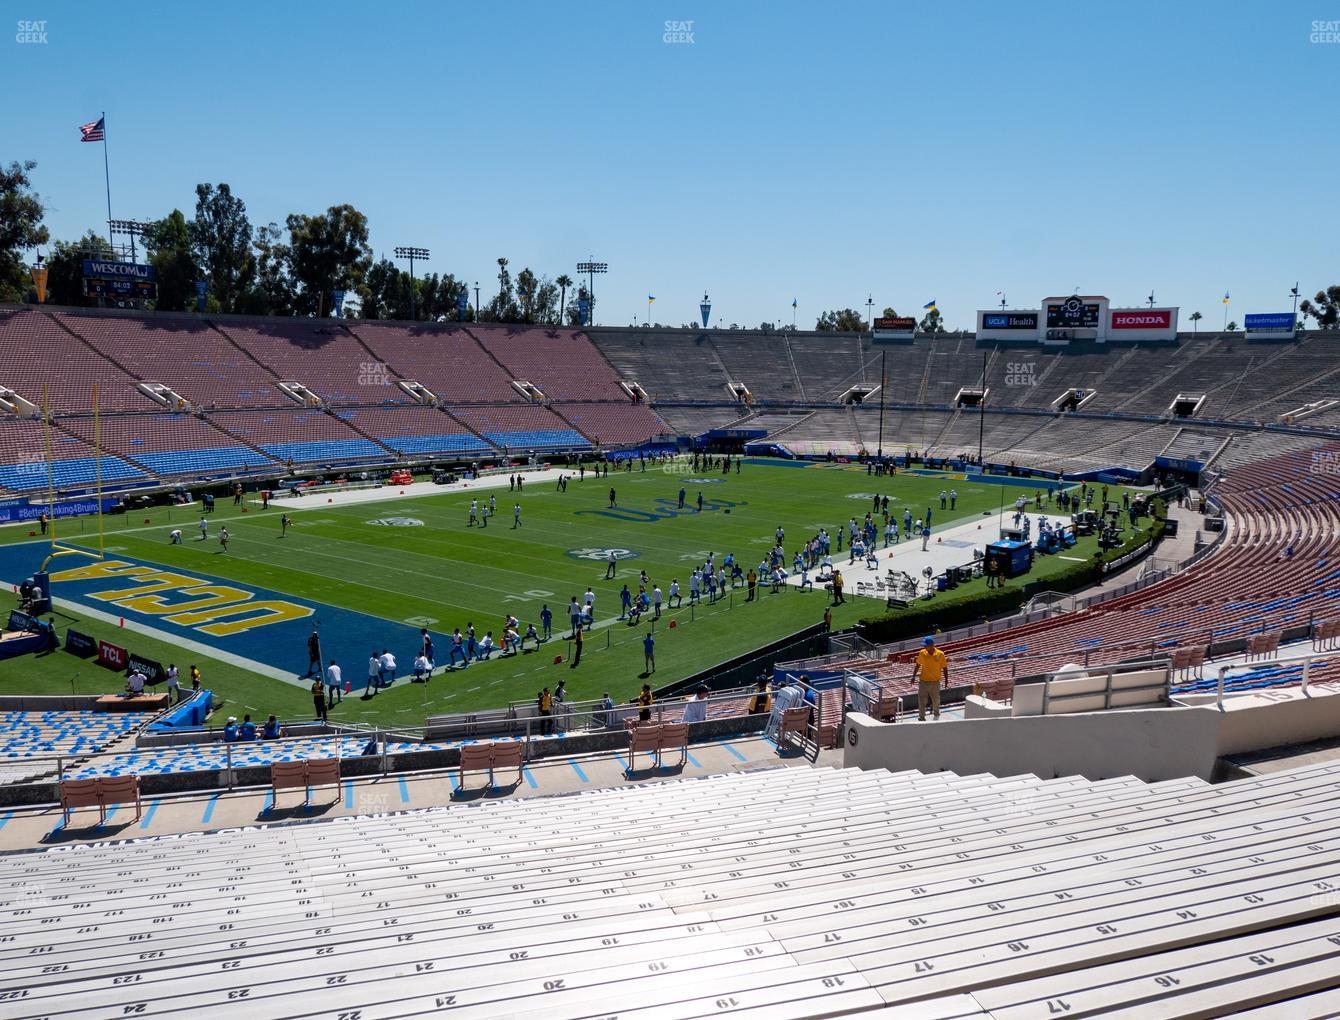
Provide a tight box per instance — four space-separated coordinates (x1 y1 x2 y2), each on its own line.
127 651 165 683
1110 310 1173 330
981 312 1039 330
97 639 128 671
64 629 98 658
1244 313 1296 333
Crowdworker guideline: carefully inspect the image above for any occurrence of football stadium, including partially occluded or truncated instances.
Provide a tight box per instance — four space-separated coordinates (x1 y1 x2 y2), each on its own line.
2 4 1340 1017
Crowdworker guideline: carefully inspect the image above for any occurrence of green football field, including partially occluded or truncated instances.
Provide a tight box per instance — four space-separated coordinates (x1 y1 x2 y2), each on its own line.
0 460 1130 729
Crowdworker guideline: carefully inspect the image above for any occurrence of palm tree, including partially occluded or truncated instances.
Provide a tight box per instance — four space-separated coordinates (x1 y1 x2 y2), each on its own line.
556 274 573 325
1189 311 1202 334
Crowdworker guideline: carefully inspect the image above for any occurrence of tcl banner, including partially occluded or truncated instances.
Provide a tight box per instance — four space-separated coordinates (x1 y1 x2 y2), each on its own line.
97 639 127 671
1110 310 1172 330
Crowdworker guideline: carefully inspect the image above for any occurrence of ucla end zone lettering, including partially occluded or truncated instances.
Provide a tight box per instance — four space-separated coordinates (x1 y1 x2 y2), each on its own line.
0 545 425 688
574 496 747 523
49 560 313 637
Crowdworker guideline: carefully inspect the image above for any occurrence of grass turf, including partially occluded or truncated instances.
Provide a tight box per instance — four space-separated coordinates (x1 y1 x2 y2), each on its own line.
0 459 1135 729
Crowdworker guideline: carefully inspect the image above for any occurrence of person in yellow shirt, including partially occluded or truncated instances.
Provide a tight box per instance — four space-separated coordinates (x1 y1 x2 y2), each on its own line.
911 635 949 721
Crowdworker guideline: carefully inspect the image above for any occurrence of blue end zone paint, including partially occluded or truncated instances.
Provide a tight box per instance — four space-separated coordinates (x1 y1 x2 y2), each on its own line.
522 766 538 790
201 793 220 824
568 759 589 783
139 800 159 829
714 738 748 762
0 543 425 687
398 776 410 803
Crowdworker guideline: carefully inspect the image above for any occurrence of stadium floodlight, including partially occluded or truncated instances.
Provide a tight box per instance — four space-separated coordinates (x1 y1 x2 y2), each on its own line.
394 246 431 321
108 219 152 261
1291 282 1300 320
576 260 608 325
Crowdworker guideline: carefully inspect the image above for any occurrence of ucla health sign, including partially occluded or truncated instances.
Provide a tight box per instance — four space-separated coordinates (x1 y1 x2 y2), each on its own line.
982 313 1038 330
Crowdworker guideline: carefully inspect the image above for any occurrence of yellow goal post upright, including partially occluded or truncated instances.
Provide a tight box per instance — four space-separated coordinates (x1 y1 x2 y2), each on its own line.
39 383 107 573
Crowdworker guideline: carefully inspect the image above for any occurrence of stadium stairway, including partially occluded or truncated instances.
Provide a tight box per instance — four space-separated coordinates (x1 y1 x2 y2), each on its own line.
1 758 1339 1017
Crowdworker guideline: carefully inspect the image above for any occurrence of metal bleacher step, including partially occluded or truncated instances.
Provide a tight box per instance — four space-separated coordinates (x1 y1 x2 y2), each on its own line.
2 762 1339 1019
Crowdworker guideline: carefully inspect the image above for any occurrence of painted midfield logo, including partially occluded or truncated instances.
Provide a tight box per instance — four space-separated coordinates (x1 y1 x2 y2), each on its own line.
567 547 641 561
368 517 424 527
683 478 725 485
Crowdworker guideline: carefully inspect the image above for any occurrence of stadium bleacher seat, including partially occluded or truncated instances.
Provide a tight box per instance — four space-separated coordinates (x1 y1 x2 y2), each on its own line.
2 762 1340 1016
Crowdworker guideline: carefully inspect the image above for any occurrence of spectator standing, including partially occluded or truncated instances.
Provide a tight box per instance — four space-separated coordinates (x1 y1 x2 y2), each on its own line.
165 664 180 704
912 636 949 721
312 678 328 721
637 683 654 723
570 625 583 668
682 685 710 723
643 631 655 674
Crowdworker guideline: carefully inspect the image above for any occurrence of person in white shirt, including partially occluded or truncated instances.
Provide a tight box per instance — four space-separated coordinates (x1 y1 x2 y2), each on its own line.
605 549 617 579
652 585 663 619
367 653 380 696
413 653 432 682
689 570 701 602
169 528 182 545
326 660 343 705
682 686 710 724
668 579 681 608
198 517 208 540
476 632 496 660
378 649 397 686
165 664 181 703
125 670 146 697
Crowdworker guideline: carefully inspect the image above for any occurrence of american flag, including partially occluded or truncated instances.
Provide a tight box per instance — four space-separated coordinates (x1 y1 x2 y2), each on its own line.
79 116 105 142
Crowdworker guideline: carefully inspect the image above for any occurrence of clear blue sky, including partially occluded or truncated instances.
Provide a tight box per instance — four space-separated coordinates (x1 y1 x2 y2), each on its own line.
5 1 1338 329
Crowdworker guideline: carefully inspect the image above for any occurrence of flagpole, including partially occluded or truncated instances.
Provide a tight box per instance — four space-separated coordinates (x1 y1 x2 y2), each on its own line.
101 111 113 246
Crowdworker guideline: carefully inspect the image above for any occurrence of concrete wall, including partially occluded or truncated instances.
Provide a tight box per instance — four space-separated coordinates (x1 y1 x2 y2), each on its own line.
843 705 1224 782
844 682 1340 783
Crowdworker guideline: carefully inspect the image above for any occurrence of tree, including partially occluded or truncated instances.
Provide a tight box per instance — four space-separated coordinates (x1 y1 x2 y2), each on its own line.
0 160 48 302
1300 286 1340 330
1189 311 1202 334
140 210 199 312
815 308 867 332
516 266 538 323
360 257 409 320
918 307 946 335
285 204 373 316
44 232 115 307
1226 321 1239 332
565 285 589 326
242 222 295 316
190 183 254 313
487 257 518 322
555 274 573 325
881 306 898 318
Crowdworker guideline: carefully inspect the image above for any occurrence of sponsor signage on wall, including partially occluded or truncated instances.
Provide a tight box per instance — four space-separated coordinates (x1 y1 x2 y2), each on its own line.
1110 310 1173 330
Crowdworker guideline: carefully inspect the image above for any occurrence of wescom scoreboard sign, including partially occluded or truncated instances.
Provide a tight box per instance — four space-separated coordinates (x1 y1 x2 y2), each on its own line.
82 260 157 300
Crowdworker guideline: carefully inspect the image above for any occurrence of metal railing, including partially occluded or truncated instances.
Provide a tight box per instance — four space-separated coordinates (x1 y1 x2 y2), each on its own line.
1212 650 1337 710
1035 658 1172 715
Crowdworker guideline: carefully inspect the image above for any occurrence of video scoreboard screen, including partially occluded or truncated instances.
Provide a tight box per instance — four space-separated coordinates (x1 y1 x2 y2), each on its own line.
1045 296 1101 329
